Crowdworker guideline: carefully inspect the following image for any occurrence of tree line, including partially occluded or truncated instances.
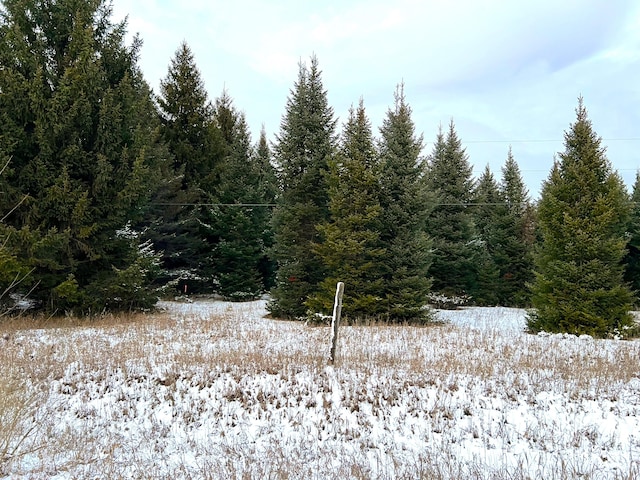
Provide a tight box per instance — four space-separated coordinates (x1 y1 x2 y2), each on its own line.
1 0 638 338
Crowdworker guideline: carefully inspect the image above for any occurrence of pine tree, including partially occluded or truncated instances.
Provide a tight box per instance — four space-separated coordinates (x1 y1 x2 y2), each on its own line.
150 41 223 294
426 121 480 302
498 147 535 306
201 91 277 300
0 0 165 313
624 172 640 299
528 98 633 338
307 99 386 320
268 56 337 318
377 85 433 322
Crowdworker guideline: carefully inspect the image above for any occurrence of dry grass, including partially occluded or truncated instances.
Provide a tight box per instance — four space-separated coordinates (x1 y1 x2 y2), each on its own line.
338 321 639 396
8 306 635 390
0 302 639 478
0 374 47 475
0 309 156 332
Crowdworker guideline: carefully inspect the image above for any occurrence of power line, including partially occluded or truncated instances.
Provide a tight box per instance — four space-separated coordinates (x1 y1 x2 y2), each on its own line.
151 202 532 208
435 202 528 206
474 167 640 173
151 200 640 208
151 203 277 207
449 137 640 144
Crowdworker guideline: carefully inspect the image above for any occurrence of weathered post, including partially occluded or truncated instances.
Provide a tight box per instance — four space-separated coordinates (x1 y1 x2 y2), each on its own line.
329 282 344 365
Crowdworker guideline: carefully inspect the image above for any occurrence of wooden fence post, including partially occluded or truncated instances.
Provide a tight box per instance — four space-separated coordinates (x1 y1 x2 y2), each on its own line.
329 282 344 365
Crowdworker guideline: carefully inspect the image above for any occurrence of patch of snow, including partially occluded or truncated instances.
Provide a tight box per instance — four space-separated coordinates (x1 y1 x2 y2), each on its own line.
2 302 639 479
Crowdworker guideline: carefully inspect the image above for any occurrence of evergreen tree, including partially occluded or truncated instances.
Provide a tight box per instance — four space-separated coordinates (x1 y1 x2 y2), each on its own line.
255 126 279 291
377 85 433 322
498 147 535 306
471 165 502 305
528 99 633 338
157 41 220 187
307 99 385 319
150 41 223 294
202 91 276 300
471 153 536 307
0 157 32 313
426 121 480 301
0 0 165 313
624 172 640 299
268 56 337 318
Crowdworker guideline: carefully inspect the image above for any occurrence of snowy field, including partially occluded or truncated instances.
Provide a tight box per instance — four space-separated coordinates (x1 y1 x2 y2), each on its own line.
1 300 639 479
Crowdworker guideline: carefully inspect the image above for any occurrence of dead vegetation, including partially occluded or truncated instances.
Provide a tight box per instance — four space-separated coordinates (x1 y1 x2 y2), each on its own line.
0 301 638 479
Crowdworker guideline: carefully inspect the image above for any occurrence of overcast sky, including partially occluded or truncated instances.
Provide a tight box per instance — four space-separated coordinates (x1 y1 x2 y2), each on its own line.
111 0 640 199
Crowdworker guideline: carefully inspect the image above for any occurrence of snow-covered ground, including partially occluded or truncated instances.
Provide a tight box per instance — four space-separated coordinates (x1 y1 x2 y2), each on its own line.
1 300 639 479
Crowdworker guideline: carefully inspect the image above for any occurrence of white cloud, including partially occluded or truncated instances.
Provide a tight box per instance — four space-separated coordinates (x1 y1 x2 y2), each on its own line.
110 0 640 197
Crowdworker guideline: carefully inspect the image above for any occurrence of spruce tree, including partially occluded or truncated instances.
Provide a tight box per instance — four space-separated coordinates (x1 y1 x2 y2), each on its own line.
0 157 32 313
377 85 432 322
307 99 386 320
624 172 640 299
471 154 535 307
498 148 535 306
472 165 502 305
0 0 165 313
426 121 481 302
201 91 276 300
255 127 279 291
150 41 223 294
268 56 337 318
528 99 633 338
157 41 220 187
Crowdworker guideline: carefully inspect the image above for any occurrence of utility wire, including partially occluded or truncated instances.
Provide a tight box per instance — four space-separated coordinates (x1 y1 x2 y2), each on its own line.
151 200 640 208
151 203 277 207
150 202 532 207
451 137 640 144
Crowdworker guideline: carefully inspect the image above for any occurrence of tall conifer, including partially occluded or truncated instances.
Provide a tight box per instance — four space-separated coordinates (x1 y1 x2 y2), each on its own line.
624 172 640 299
471 152 535 307
0 0 165 313
255 127 279 291
472 165 502 305
150 41 223 294
528 99 633 337
426 121 480 301
157 42 220 187
377 85 432 321
308 99 385 319
268 56 337 318
202 92 276 299
498 148 535 306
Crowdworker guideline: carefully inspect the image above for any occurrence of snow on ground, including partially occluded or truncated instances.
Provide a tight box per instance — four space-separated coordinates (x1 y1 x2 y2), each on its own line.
1 301 639 479
437 306 527 333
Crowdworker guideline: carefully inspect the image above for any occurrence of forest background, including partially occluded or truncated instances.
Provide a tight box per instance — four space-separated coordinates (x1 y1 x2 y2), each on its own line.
1 0 639 339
